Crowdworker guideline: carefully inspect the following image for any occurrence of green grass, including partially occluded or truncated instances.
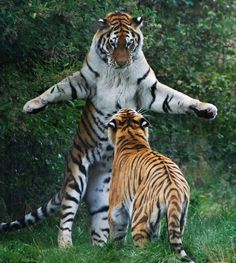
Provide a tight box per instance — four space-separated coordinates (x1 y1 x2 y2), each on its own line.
0 184 236 263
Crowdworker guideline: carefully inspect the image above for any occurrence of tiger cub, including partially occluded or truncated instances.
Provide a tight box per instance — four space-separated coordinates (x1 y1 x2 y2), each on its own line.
108 108 194 263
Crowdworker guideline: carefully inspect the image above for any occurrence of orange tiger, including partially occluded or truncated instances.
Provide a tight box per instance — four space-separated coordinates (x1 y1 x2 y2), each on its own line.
108 108 194 263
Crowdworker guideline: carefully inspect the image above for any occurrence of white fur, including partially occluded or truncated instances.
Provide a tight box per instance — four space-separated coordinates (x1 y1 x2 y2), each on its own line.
22 21 217 247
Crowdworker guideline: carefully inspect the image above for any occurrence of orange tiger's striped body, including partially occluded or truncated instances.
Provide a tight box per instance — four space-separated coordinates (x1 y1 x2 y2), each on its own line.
108 109 193 262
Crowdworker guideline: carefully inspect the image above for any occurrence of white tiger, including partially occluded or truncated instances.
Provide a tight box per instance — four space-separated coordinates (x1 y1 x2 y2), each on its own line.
1 11 217 248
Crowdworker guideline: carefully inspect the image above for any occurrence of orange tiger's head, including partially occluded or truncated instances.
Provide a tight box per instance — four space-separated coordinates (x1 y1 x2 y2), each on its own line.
108 108 149 145
94 12 144 68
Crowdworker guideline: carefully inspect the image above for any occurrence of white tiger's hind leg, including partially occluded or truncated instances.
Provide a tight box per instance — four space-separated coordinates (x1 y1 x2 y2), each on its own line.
85 165 111 246
108 204 129 243
58 155 89 248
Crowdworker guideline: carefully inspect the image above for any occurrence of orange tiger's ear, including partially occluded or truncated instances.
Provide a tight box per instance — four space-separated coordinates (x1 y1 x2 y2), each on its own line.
97 18 109 30
108 119 117 131
140 118 149 129
132 17 143 28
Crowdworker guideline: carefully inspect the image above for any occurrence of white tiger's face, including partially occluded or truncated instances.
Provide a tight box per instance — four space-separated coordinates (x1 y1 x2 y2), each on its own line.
95 12 144 68
107 108 149 145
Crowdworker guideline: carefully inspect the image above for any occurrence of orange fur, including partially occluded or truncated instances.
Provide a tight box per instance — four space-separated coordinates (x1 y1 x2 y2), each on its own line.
108 109 194 262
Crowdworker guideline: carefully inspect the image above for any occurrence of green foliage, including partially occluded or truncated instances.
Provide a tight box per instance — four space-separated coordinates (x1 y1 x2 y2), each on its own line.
1 1 235 261
0 182 235 262
0 0 235 224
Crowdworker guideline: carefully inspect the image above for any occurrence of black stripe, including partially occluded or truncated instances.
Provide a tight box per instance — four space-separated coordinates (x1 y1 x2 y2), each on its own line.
92 238 106 243
94 105 105 116
86 59 100 78
63 218 74 224
70 152 87 176
116 101 122 110
101 228 109 234
10 222 24 230
76 134 93 162
90 206 109 216
162 95 173 113
91 230 101 238
69 78 78 99
78 160 87 177
103 177 111 184
149 82 157 109
78 176 84 194
137 68 150 85
60 227 72 232
106 145 113 151
80 116 98 145
31 211 40 222
50 86 55 93
69 181 82 195
61 212 75 219
65 193 79 204
83 110 107 142
87 107 106 133
80 73 89 94
41 205 49 217
73 141 82 151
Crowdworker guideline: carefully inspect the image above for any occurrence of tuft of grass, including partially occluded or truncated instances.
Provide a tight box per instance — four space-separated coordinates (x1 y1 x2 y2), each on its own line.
0 182 235 263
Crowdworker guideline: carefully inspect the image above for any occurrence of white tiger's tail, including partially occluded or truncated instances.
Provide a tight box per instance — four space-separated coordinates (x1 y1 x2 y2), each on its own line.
0 191 62 232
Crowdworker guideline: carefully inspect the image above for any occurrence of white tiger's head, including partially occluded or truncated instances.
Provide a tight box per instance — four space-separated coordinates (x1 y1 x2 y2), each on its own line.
94 12 144 68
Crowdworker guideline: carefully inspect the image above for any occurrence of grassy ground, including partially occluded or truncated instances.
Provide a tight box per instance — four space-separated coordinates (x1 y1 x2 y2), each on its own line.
0 180 235 263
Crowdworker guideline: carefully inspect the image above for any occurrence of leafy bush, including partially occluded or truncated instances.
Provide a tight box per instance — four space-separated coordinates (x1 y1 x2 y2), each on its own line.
0 0 235 217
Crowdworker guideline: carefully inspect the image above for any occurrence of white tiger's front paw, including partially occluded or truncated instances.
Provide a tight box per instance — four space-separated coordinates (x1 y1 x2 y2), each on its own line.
189 102 217 120
58 230 73 248
23 97 47 114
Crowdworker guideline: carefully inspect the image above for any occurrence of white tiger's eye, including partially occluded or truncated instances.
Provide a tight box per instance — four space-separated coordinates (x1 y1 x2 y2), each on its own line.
109 38 116 48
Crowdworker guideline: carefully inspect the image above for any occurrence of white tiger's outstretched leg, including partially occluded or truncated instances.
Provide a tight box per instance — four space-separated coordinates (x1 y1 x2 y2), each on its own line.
139 80 217 119
58 154 89 248
85 163 112 246
23 71 89 113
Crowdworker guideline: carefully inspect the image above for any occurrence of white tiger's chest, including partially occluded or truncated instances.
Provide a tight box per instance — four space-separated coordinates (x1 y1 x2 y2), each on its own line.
92 68 138 110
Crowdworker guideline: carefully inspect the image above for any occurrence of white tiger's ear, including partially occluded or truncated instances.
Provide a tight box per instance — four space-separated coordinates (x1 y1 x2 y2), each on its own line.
132 16 143 28
97 18 108 30
108 119 117 131
140 118 149 128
